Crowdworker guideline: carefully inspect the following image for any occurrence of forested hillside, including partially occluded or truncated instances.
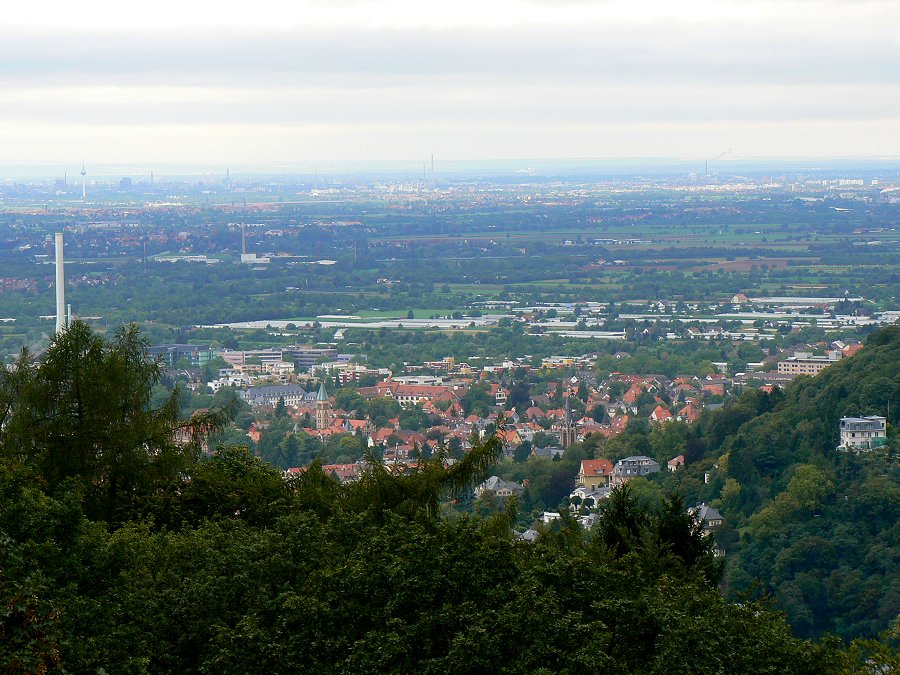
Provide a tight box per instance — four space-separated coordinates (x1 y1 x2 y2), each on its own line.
0 322 897 672
587 325 900 640
716 326 900 639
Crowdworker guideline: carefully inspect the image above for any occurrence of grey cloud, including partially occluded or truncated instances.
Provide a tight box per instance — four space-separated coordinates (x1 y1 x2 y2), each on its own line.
0 82 896 126
1 22 898 89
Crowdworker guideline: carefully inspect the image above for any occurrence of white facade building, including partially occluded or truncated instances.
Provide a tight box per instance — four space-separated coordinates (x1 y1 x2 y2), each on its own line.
839 416 887 451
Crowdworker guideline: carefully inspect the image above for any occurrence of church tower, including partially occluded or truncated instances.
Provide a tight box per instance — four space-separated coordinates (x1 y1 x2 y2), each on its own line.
315 381 331 430
558 394 577 448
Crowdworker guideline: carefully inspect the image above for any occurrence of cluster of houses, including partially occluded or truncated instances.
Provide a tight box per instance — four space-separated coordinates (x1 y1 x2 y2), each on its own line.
515 500 726 554
239 366 740 471
161 330 865 403
228 336 879 482
158 332 888 560
495 454 725 553
196 340 884 551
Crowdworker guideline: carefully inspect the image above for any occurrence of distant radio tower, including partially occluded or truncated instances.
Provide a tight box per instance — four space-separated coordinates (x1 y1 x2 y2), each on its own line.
430 154 435 189
80 161 87 201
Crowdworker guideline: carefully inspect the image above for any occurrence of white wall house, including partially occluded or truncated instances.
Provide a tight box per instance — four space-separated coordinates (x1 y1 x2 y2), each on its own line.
839 416 887 451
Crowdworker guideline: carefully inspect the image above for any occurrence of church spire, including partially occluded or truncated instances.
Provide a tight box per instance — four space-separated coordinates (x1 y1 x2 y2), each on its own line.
559 389 576 447
316 380 330 430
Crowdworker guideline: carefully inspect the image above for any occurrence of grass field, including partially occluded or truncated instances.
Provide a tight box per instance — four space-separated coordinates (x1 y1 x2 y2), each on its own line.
686 257 818 272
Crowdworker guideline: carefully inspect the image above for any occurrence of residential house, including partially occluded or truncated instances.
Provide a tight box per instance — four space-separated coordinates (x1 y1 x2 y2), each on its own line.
530 446 565 460
474 475 525 499
517 528 540 542
667 454 685 472
569 485 610 512
577 459 613 490
676 403 701 423
688 503 726 557
488 383 509 406
838 416 887 451
650 405 673 423
610 455 661 487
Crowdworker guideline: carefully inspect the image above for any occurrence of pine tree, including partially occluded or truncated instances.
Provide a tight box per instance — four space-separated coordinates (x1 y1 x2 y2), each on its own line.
0 321 229 519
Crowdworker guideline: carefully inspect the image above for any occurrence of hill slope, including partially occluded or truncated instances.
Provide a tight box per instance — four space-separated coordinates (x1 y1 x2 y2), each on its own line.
686 325 899 639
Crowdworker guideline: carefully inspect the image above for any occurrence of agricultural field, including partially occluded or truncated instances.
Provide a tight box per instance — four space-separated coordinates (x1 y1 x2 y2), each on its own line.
0 172 897 357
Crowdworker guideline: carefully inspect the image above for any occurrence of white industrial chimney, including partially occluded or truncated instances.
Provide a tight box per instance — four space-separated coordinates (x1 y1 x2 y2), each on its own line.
55 232 66 333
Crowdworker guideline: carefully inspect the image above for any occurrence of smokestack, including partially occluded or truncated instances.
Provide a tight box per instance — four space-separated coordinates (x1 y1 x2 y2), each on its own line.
55 232 65 334
241 223 247 255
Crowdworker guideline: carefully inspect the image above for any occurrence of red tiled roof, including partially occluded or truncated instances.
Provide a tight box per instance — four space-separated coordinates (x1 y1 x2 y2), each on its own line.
580 458 613 477
651 405 673 421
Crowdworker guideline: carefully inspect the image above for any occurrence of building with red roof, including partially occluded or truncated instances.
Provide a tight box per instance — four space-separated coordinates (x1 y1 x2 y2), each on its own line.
577 459 614 490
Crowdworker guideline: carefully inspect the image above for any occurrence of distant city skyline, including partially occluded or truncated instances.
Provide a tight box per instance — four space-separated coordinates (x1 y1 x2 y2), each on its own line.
2 0 898 164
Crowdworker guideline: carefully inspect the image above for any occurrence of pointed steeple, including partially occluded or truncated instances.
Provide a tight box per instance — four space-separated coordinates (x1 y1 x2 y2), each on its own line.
559 392 576 448
315 381 331 430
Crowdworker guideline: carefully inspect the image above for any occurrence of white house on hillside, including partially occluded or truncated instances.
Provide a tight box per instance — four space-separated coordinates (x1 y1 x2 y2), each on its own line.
838 416 887 451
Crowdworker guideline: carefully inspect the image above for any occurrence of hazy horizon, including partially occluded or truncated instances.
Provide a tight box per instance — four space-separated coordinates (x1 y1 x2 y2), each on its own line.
4 157 900 183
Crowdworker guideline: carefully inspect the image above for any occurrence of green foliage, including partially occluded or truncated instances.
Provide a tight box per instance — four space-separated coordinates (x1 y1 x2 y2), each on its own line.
1 450 867 673
564 326 900 641
749 464 835 538
626 325 900 640
398 403 433 431
257 419 323 469
0 322 897 671
591 482 718 587
366 396 401 427
176 445 294 527
0 321 229 520
461 381 494 417
273 396 288 418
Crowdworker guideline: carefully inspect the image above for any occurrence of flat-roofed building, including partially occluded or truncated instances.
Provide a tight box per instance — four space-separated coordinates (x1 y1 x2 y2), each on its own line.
777 351 842 376
221 346 339 371
240 384 311 407
839 416 887 451
148 344 213 369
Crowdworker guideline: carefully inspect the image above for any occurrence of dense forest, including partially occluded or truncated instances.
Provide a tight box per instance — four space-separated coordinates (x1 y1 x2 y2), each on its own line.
0 322 898 672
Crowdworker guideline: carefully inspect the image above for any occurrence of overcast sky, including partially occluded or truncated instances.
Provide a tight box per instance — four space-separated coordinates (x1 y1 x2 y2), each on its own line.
2 0 899 166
